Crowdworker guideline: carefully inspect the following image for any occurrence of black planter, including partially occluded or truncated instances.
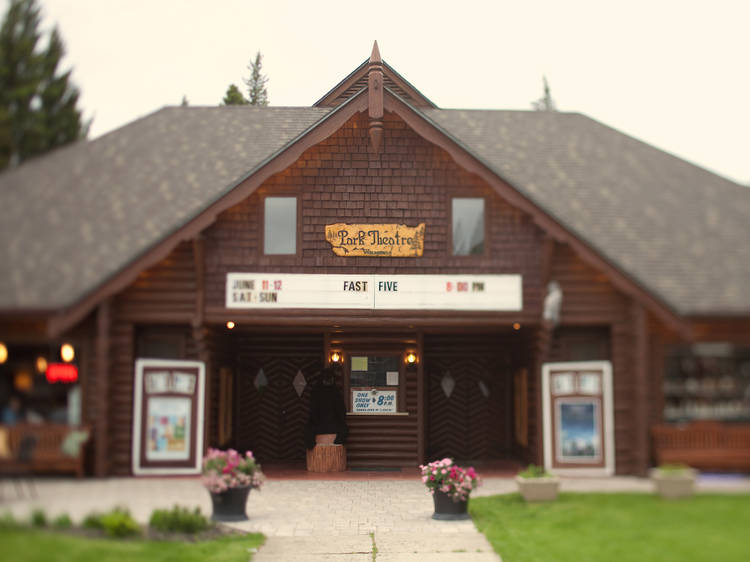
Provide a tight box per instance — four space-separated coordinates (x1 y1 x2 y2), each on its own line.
209 486 251 522
432 490 470 520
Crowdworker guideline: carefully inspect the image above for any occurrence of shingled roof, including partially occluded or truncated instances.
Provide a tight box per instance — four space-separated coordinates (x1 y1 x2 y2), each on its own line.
422 109 750 315
0 106 330 310
1 76 749 318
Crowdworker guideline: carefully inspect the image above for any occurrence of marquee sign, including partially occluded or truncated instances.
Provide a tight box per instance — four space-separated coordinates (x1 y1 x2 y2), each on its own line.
226 273 522 311
325 223 425 257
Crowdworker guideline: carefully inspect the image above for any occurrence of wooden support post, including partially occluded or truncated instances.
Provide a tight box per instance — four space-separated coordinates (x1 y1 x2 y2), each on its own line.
532 235 556 466
632 301 650 476
417 330 425 465
193 236 205 329
94 299 111 476
532 325 551 466
192 235 211 450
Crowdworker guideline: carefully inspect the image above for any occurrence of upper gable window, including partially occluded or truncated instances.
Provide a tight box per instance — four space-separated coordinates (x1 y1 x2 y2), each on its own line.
452 198 485 255
264 197 297 255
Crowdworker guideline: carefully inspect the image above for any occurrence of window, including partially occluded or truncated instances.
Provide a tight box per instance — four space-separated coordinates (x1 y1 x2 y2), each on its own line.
452 198 484 255
136 328 186 359
264 197 297 254
349 355 401 414
663 343 750 423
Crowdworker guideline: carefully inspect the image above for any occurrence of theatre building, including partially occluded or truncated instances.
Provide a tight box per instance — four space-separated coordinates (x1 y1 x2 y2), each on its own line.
1 44 749 477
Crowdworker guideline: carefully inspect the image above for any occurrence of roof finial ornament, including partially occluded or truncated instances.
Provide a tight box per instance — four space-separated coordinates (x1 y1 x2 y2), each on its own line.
370 40 382 64
368 40 384 153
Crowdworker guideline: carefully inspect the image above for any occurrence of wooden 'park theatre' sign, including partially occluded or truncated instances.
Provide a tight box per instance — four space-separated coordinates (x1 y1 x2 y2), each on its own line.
325 223 425 257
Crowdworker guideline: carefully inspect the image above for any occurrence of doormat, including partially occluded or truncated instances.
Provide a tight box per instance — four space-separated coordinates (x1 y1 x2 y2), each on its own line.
350 467 402 472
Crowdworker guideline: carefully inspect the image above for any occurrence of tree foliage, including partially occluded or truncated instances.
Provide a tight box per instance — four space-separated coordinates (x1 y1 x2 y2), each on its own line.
221 51 269 106
244 51 268 106
222 83 248 105
531 76 557 111
0 0 86 170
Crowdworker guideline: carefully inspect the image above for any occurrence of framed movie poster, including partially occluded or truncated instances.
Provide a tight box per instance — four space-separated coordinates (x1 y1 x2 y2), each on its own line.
542 361 614 475
555 399 601 462
132 359 205 475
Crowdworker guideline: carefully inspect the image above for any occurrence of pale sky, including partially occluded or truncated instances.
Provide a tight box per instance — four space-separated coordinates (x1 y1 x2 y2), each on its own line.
17 0 750 184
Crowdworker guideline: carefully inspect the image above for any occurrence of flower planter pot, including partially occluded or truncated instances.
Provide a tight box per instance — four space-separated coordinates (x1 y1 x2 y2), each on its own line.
650 468 697 499
209 486 251 521
516 475 560 502
432 490 470 520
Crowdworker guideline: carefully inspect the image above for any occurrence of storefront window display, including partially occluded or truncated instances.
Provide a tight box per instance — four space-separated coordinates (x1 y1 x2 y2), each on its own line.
663 343 750 423
0 343 81 426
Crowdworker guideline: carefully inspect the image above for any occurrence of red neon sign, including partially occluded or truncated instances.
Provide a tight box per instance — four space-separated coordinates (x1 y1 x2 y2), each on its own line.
46 363 78 383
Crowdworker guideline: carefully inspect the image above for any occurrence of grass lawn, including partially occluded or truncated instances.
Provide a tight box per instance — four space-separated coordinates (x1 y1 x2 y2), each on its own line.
0 527 265 562
469 493 750 562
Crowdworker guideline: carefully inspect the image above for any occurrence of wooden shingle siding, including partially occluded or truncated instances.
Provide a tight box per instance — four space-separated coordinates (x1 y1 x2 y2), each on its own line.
203 112 546 317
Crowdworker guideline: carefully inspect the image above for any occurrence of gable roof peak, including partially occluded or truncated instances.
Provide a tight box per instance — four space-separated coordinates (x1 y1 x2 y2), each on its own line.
314 44 436 109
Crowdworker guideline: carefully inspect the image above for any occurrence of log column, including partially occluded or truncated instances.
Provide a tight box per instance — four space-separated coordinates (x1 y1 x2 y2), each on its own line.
94 298 111 476
192 235 211 450
632 301 650 476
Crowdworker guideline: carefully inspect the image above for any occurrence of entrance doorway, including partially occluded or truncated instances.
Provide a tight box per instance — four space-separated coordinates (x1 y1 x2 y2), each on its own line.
225 333 323 464
424 332 527 463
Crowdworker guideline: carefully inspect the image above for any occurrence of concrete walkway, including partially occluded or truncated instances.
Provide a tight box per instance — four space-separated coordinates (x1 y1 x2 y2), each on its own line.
2 474 749 561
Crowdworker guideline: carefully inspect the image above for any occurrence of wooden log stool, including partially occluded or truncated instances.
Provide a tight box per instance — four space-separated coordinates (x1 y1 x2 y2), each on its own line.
306 433 346 472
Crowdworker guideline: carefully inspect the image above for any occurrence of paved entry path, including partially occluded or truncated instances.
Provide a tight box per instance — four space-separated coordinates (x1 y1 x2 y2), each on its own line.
2 474 749 561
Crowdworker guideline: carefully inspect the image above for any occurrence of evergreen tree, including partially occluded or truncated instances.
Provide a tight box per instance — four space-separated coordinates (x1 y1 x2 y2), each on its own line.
222 83 248 105
531 76 557 111
0 0 85 170
180 95 189 106
244 51 268 106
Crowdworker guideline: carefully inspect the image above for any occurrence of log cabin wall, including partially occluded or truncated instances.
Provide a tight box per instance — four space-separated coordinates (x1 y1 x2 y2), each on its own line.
103 241 198 476
547 243 639 474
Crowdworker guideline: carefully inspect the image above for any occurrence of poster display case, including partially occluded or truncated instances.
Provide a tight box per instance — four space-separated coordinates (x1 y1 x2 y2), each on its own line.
542 361 614 475
132 358 205 475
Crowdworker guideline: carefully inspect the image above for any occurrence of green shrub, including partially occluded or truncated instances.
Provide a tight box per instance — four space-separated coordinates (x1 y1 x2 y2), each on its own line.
82 511 104 530
99 507 141 538
149 505 211 534
518 463 552 478
657 463 692 474
30 509 47 527
52 513 73 529
0 511 20 529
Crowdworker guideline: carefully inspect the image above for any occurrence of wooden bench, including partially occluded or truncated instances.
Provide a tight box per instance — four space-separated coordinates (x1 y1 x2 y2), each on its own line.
652 422 750 471
0 423 90 477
